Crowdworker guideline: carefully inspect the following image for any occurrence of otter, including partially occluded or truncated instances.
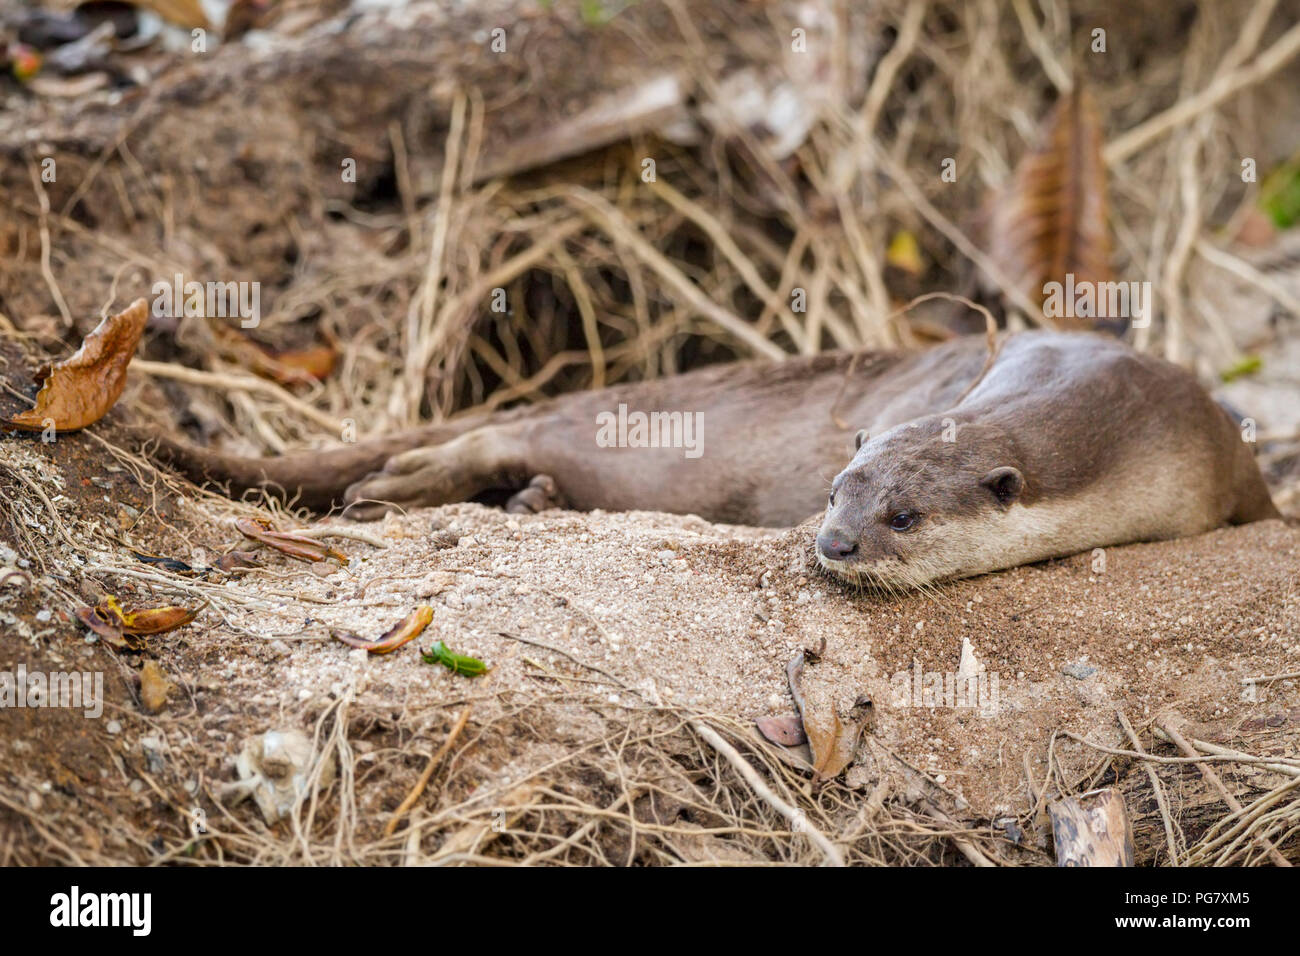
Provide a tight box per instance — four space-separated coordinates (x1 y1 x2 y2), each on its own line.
143 331 1279 587
814 332 1279 589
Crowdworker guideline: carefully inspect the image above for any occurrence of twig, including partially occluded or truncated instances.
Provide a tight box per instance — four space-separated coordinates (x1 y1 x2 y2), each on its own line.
1104 19 1300 165
1116 711 1180 865
1061 730 1300 772
563 187 786 360
384 706 472 838
289 525 388 549
1194 241 1300 320
1242 671 1300 684
856 134 1044 321
131 359 345 434
1155 719 1290 867
1010 0 1072 94
27 159 73 328
690 719 844 867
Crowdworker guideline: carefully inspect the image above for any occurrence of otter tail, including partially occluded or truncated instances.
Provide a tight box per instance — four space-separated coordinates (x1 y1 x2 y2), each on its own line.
133 416 486 511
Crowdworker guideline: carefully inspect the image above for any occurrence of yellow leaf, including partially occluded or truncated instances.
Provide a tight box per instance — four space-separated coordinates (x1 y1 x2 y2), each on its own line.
886 230 924 275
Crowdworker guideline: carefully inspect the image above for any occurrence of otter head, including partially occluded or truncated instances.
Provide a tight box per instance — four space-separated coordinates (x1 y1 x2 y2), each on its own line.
816 418 1025 590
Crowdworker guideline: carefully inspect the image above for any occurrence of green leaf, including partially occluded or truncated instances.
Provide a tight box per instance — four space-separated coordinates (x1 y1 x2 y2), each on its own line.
1260 156 1300 230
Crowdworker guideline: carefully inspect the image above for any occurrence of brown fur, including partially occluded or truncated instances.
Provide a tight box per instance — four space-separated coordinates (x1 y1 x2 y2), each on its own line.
142 334 1279 560
815 332 1280 588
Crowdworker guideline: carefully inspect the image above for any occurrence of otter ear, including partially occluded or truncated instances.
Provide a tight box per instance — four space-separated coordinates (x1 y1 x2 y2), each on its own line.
854 429 870 450
981 466 1024 506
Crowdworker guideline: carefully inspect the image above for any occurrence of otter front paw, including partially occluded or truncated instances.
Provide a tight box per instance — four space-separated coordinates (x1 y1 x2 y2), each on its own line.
505 474 562 514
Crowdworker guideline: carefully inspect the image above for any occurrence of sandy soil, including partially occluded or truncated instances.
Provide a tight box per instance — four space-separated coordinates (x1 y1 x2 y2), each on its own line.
211 501 1300 811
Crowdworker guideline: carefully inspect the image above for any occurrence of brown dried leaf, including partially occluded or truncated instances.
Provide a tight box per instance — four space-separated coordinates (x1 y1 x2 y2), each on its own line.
6 299 149 432
803 697 875 783
74 605 127 648
101 596 201 635
333 606 434 655
235 518 348 564
987 88 1112 325
212 324 338 385
133 0 210 30
213 549 263 573
786 649 873 782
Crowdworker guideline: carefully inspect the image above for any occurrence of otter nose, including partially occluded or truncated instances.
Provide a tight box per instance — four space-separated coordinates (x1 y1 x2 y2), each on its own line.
817 531 858 561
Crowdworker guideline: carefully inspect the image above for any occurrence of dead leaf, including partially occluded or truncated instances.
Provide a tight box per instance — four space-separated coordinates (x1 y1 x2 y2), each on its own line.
262 343 338 384
102 596 200 635
786 649 874 783
332 606 434 654
886 230 924 275
133 0 210 30
74 605 127 648
987 88 1112 326
6 299 149 432
213 549 262 573
235 518 348 564
129 548 196 575
75 596 202 648
139 661 172 713
212 324 338 385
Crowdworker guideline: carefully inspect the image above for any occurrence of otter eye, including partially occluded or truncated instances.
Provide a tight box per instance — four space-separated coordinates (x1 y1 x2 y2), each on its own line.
888 512 917 532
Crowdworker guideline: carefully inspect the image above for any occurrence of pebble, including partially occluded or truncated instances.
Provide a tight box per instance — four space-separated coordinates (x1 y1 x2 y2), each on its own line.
1061 661 1097 680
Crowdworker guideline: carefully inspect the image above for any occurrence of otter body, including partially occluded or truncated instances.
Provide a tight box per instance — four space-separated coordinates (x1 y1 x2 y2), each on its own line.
147 332 1279 586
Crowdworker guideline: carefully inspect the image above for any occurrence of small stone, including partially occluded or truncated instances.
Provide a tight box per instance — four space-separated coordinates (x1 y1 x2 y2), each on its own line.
1061 661 1097 680
106 720 122 735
